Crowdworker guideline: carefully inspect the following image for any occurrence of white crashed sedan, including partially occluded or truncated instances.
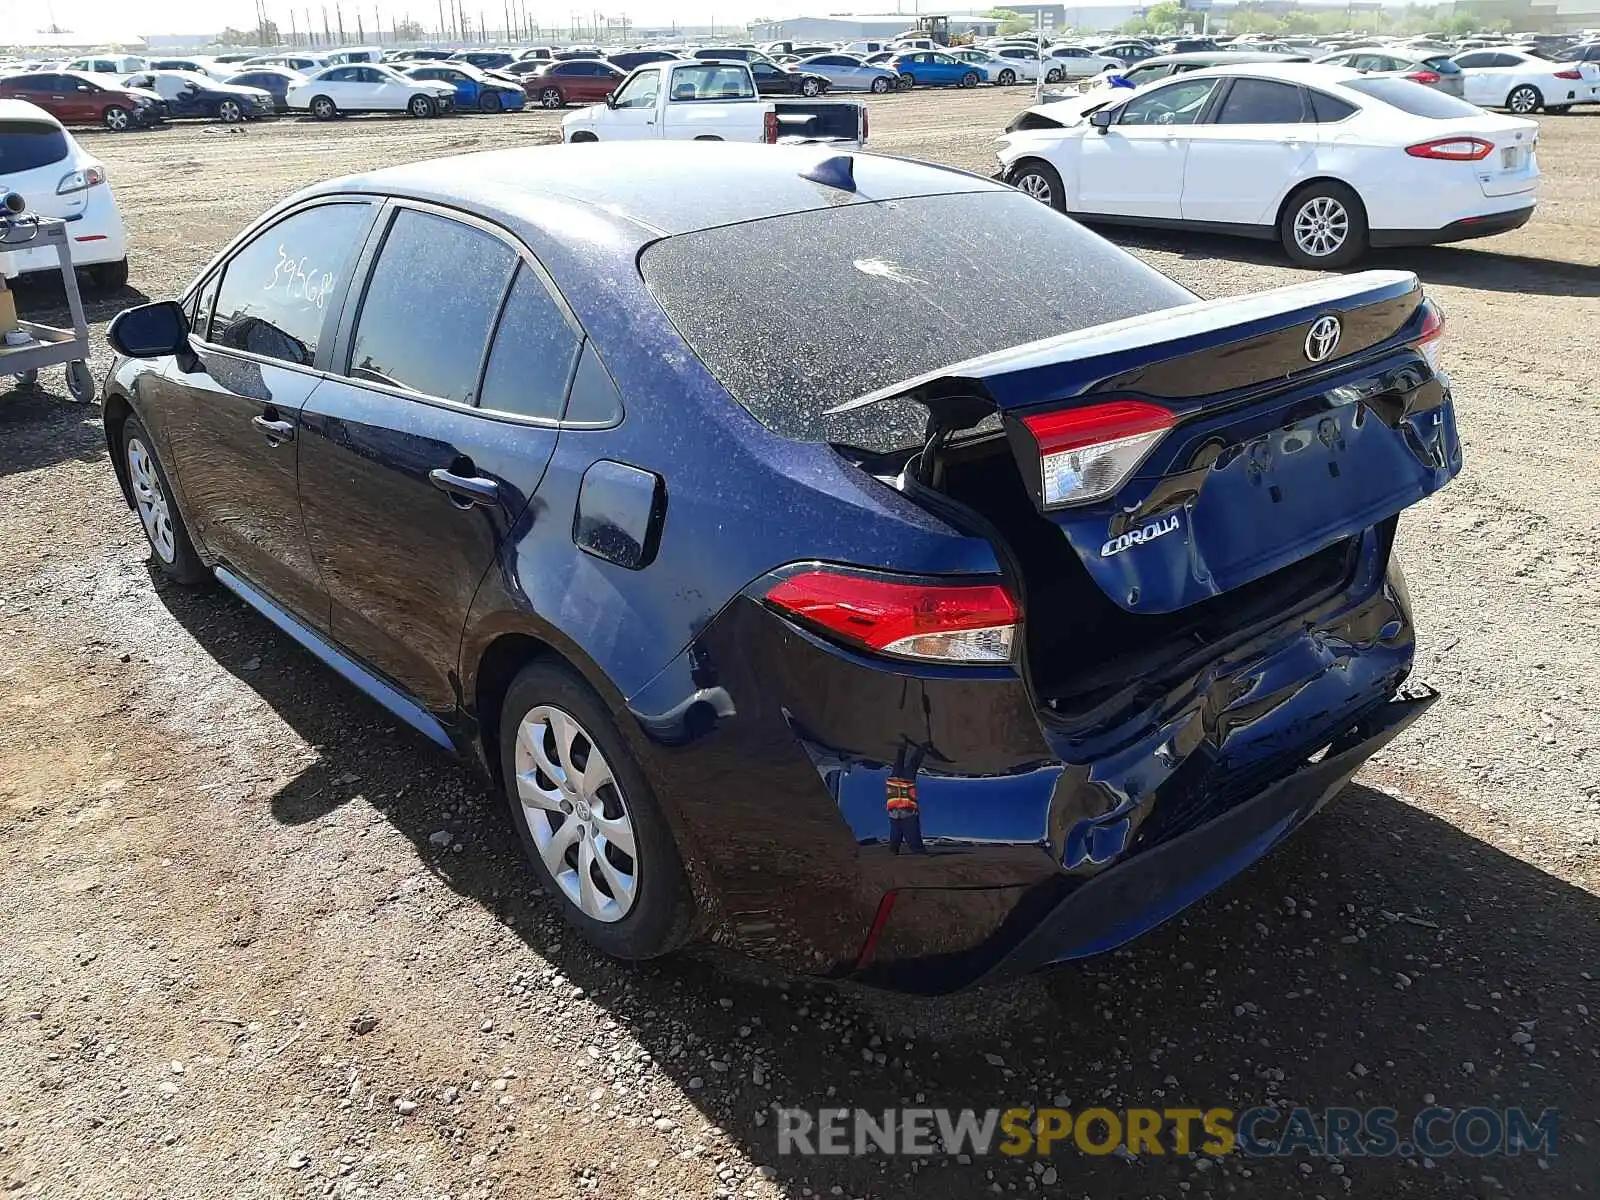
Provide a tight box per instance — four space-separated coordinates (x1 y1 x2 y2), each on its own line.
1449 47 1600 113
997 63 1539 268
285 63 456 119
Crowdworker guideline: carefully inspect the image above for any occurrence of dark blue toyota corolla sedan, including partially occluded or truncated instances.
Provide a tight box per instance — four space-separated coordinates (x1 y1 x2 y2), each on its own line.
102 142 1459 992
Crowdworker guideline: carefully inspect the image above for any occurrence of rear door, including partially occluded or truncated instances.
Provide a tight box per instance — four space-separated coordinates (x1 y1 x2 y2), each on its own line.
1180 77 1318 225
1074 76 1218 219
297 202 581 713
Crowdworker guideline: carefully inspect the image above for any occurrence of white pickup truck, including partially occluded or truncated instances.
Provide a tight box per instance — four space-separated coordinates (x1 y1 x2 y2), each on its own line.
562 60 868 146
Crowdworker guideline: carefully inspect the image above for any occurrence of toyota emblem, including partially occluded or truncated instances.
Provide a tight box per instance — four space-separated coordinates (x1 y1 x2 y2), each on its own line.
1304 315 1342 363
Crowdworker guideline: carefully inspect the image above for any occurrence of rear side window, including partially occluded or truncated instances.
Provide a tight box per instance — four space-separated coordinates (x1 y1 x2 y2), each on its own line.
1421 56 1462 74
668 64 754 99
1344 77 1481 117
1213 78 1307 123
639 191 1193 453
478 265 582 420
210 202 372 366
0 119 70 172
349 209 517 403
1307 89 1357 122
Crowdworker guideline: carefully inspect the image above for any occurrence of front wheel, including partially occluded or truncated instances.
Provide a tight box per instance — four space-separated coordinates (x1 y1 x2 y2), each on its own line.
1045 67 1063 83
997 68 1016 85
217 98 243 122
960 71 979 88
310 95 337 120
103 105 131 131
800 77 822 97
870 76 891 93
568 130 598 142
1280 181 1368 270
1009 159 1065 211
122 417 206 584
408 94 436 117
900 73 917 88
480 90 502 113
500 661 695 960
540 86 564 108
1505 84 1541 114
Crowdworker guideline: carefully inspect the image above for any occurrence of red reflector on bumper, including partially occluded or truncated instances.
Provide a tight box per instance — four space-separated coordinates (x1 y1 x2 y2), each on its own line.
73 234 107 242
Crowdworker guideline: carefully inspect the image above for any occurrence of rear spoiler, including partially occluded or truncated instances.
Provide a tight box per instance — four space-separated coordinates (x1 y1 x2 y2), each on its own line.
824 269 1423 422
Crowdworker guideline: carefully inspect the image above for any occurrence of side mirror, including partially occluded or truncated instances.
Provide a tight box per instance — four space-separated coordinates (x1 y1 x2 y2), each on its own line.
107 301 191 359
604 91 617 107
1090 108 1114 133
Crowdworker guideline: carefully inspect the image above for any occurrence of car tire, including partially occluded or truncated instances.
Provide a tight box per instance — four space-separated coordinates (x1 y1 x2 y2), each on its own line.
103 105 131 131
1505 84 1542 114
540 86 564 108
568 130 598 142
1045 68 1064 83
1009 158 1065 211
961 71 980 88
870 76 890 93
1280 180 1368 270
480 90 502 113
217 99 243 122
499 660 695 960
801 76 822 96
1546 103 1572 114
310 94 337 120
408 94 435 117
901 73 917 87
90 258 130 291
998 68 1016 85
121 416 207 584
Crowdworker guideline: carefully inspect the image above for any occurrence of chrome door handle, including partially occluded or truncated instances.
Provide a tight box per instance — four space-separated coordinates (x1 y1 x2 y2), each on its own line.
251 415 294 444
429 468 500 508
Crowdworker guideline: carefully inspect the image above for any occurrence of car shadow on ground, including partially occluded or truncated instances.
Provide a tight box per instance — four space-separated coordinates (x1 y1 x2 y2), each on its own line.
1100 225 1600 298
145 578 1600 1197
9 271 149 327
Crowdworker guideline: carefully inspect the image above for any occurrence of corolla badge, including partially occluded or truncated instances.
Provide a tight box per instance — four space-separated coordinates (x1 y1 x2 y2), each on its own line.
1101 513 1180 558
1304 315 1342 363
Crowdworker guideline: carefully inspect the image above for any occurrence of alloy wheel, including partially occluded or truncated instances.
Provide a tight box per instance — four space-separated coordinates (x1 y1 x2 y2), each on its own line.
1293 195 1349 258
127 437 176 564
541 87 563 108
1015 170 1052 205
104 106 130 131
1508 86 1538 113
219 100 241 122
514 705 639 923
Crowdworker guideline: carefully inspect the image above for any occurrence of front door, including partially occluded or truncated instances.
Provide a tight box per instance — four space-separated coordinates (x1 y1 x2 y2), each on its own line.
1075 77 1218 219
297 203 578 713
1180 77 1318 226
157 199 379 627
603 67 662 135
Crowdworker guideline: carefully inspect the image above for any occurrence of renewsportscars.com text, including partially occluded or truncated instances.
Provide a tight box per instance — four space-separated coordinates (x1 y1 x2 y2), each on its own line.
776 1106 1558 1160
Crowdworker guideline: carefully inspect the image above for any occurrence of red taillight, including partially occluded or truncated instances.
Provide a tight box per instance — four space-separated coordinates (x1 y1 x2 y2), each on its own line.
1021 399 1175 508
1405 70 1441 84
1416 299 1445 373
763 109 778 143
764 568 1020 663
1554 68 1582 79
1405 137 1493 161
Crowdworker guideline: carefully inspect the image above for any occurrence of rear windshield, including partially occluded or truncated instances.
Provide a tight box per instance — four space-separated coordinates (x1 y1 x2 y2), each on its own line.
640 190 1193 452
1344 76 1480 117
0 119 70 172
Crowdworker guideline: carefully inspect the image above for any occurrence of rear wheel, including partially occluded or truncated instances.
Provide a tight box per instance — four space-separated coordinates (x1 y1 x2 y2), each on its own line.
103 105 131 131
960 71 980 88
408 93 435 117
1280 180 1368 270
479 90 502 113
1506 84 1541 113
1010 159 1064 211
870 75 891 93
997 68 1016 85
310 94 337 120
540 86 564 108
122 417 206 584
217 98 243 122
500 661 694 960
1045 67 1064 83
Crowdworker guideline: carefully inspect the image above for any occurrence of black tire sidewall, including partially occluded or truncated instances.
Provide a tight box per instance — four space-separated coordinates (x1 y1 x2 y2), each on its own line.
1281 181 1368 269
121 415 206 583
498 660 693 960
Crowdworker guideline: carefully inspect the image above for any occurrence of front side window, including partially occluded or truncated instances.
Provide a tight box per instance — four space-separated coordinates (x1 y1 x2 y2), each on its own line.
348 209 517 403
613 68 660 107
1118 78 1217 125
1213 78 1306 124
210 202 372 366
478 265 582 420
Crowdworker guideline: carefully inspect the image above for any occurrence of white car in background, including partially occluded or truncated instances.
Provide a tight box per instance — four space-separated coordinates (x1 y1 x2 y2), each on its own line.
0 99 128 288
1449 48 1600 113
947 48 1022 84
987 45 1059 83
997 64 1540 268
285 64 456 119
1044 44 1126 78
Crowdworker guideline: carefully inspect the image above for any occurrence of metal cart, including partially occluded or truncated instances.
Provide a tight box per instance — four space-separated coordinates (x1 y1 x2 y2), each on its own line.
0 215 96 403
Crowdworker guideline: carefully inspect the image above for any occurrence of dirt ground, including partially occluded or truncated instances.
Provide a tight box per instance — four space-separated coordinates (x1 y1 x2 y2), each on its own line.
1 90 1597 1200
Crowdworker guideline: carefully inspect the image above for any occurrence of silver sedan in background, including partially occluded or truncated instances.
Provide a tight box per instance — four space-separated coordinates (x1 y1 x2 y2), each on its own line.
795 52 903 93
1314 47 1467 97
